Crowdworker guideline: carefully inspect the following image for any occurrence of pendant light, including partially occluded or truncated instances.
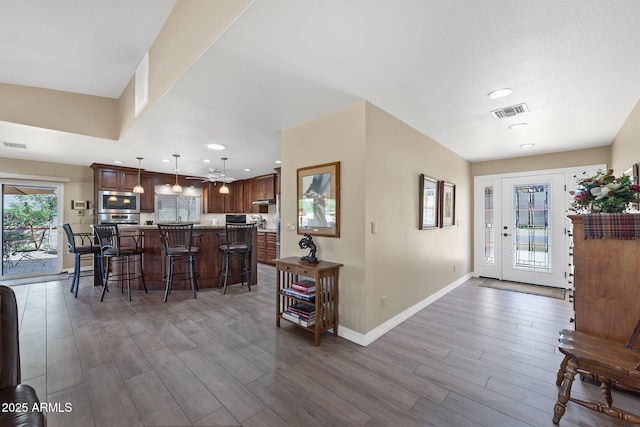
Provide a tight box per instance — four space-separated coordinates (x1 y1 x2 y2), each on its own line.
132 157 145 193
219 157 229 194
171 154 183 193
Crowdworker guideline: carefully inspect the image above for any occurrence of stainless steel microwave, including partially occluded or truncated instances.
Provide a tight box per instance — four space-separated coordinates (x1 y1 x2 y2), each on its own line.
97 191 140 214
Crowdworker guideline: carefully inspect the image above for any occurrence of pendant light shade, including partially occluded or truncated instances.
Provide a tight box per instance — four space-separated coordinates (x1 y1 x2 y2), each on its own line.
172 154 183 193
133 157 145 193
219 157 229 194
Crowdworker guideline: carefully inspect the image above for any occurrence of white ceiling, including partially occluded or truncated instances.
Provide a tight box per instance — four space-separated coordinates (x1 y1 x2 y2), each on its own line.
2 0 640 180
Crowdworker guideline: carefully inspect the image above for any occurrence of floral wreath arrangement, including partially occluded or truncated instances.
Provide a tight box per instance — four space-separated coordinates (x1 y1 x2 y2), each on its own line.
570 169 640 213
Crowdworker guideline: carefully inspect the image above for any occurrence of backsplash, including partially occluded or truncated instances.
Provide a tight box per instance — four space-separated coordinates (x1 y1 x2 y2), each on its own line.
141 204 279 229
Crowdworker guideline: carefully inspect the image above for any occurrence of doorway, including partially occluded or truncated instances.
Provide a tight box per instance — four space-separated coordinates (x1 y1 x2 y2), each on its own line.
474 165 604 288
1 181 62 279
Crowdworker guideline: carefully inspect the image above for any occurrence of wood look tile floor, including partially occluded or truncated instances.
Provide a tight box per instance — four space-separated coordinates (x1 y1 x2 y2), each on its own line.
12 267 640 426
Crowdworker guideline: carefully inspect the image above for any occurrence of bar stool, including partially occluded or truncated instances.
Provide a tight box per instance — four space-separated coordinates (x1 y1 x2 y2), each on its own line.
157 223 201 302
217 223 254 294
92 224 147 302
61 223 102 298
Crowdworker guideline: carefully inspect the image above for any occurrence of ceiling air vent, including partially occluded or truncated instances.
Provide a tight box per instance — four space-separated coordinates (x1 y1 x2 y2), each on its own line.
490 103 529 120
2 142 27 149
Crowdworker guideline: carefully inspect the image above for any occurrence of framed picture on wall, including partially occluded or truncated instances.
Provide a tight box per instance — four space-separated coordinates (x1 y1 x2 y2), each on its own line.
440 181 456 227
419 174 440 229
297 161 340 238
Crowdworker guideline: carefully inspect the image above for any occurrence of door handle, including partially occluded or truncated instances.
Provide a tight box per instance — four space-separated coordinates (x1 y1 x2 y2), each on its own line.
503 233 511 237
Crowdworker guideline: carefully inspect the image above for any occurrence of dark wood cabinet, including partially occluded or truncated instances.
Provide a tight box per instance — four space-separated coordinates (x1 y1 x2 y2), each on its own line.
96 168 120 191
206 182 226 213
95 167 142 192
257 231 277 265
252 175 275 200
227 181 243 213
266 232 277 264
206 181 244 213
257 232 266 263
274 167 281 195
243 179 254 213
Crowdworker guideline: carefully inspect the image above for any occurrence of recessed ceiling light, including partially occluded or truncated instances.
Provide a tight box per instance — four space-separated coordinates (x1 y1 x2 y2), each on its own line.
207 144 226 150
487 88 512 100
520 143 535 149
509 123 528 130
203 159 211 163
244 168 252 172
162 159 171 163
275 160 281 164
113 160 122 164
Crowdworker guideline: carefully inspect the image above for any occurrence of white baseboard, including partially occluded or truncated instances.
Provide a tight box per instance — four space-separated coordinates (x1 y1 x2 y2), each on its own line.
337 272 474 346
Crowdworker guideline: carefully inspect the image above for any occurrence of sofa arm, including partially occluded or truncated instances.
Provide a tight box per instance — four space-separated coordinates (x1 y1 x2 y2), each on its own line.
0 384 46 426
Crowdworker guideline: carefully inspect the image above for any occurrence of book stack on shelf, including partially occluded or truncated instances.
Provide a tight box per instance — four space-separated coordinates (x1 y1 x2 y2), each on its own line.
281 279 316 327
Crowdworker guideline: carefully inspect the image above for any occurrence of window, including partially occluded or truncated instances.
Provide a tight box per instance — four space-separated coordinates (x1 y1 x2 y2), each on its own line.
155 186 201 223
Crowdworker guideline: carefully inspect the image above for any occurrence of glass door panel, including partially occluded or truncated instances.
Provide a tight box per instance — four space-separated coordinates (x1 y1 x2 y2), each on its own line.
501 174 565 287
2 183 59 278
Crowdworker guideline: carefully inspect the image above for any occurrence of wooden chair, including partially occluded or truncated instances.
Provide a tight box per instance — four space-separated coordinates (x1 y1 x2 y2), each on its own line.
553 323 640 424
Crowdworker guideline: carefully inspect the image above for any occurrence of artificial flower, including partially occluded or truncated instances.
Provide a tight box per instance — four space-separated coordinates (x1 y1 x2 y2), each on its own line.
570 169 640 213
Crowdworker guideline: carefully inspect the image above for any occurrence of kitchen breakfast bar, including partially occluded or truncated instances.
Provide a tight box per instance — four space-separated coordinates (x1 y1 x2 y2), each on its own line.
97 225 258 293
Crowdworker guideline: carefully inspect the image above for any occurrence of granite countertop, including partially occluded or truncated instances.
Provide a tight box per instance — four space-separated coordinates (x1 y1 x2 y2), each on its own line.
130 224 226 230
129 224 277 231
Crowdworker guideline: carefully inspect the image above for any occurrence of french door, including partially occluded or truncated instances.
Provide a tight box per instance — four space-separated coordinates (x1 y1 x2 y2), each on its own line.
1 180 63 279
475 171 569 288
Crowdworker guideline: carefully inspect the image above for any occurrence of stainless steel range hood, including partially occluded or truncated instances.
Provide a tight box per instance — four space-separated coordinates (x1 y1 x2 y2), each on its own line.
252 199 275 205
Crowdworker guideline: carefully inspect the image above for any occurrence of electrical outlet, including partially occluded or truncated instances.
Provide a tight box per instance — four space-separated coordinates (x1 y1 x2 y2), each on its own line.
380 295 386 308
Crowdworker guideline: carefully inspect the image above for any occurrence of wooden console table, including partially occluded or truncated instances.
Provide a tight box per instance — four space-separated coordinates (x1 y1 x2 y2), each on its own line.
275 257 343 345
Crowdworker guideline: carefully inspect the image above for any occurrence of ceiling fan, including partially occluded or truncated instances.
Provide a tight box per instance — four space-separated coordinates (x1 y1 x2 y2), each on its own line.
186 168 235 184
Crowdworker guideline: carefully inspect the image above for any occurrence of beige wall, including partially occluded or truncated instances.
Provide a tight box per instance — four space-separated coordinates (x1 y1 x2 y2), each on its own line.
281 101 472 336
364 103 471 332
611 98 640 175
282 101 367 333
471 146 611 177
0 158 94 270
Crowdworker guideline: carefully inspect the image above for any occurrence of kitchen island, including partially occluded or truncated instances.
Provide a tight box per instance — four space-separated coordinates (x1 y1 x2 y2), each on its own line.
98 225 257 292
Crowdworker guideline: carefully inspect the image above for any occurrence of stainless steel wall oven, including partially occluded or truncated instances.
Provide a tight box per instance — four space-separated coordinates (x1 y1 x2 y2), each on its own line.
97 191 140 224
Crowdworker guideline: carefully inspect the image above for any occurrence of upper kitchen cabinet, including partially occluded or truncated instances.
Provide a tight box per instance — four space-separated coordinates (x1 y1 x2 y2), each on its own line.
206 182 225 213
227 181 244 213
274 167 281 195
137 174 155 212
205 181 243 213
252 174 276 201
243 179 253 213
